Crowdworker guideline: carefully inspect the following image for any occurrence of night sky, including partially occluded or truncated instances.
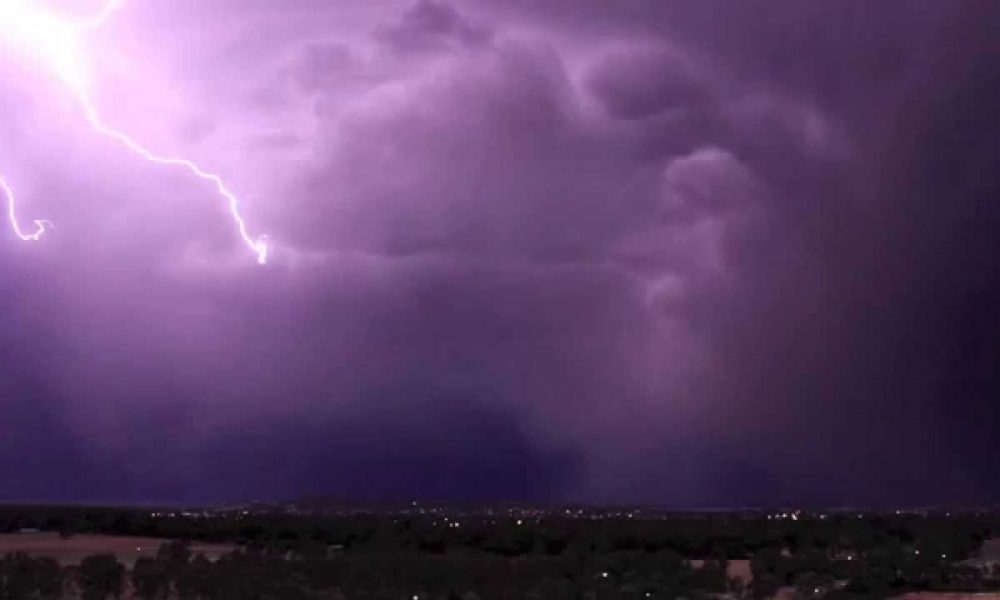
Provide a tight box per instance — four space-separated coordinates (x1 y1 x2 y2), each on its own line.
0 0 998 507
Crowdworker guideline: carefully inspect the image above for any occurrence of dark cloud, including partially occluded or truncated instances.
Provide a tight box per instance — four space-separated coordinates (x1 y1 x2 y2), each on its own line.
376 0 492 54
195 397 580 504
285 39 631 262
0 0 997 506
585 44 713 121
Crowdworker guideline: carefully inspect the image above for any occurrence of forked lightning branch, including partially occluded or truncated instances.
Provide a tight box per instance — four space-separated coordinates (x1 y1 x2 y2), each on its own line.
0 0 268 264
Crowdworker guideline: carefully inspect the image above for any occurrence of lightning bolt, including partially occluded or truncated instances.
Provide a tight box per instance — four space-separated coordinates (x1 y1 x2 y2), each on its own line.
0 176 51 241
0 0 269 264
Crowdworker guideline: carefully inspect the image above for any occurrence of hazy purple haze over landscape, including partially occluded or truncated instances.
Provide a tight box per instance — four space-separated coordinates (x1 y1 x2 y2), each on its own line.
0 0 998 506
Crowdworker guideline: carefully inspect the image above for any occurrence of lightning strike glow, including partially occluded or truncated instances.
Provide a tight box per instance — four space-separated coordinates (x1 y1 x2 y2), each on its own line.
0 0 269 264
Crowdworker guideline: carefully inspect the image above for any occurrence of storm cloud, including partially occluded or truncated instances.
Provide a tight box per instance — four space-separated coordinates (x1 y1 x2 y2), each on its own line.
0 0 997 506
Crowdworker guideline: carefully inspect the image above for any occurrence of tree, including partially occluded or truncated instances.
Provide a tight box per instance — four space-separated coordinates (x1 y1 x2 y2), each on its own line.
157 540 192 568
792 572 836 599
290 540 328 562
35 557 63 599
175 554 216 600
0 552 40 599
157 540 192 588
750 573 783 600
131 558 168 600
0 552 64 600
77 554 124 600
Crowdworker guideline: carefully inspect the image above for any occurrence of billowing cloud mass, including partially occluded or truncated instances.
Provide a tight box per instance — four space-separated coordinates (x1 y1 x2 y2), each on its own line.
0 0 998 506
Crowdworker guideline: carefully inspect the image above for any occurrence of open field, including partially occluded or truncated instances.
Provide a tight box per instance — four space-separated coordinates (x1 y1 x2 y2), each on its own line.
0 532 234 566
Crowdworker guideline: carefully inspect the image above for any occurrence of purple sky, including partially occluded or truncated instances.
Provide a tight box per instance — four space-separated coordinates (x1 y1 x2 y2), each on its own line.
0 0 998 506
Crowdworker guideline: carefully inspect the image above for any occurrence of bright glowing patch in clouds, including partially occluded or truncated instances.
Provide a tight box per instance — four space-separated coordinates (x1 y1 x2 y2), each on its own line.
0 0 268 263
0 0 88 90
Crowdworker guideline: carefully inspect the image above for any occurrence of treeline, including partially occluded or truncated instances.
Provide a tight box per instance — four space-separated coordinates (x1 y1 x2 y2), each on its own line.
0 506 995 559
750 544 1000 598
0 538 999 599
0 506 999 598
0 541 734 599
